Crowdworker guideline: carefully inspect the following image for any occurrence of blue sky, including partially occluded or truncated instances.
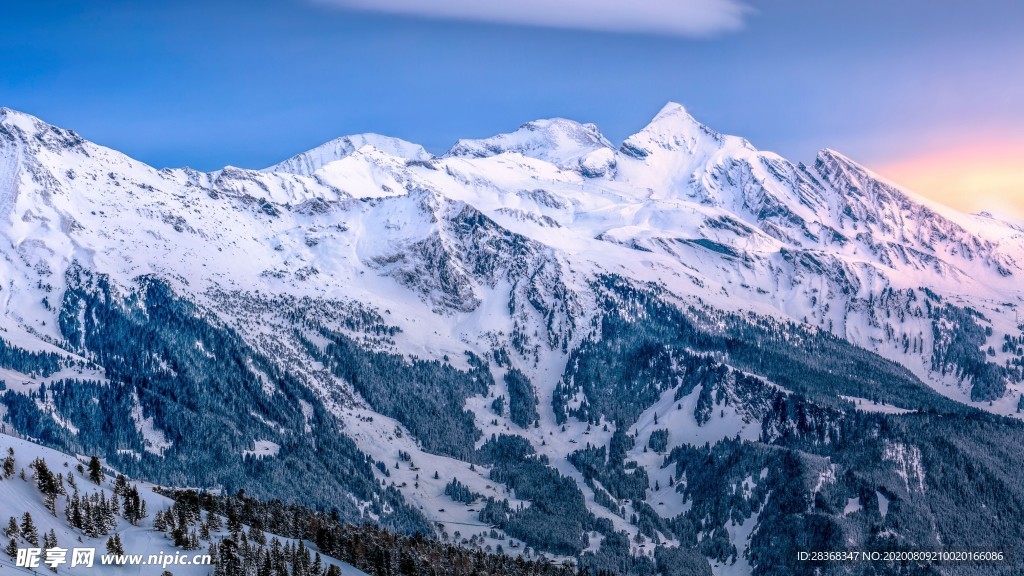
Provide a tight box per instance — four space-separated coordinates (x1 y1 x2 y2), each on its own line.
2 0 1022 205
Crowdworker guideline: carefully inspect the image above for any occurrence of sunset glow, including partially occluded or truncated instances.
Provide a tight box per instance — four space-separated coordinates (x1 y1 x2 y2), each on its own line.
876 141 1024 219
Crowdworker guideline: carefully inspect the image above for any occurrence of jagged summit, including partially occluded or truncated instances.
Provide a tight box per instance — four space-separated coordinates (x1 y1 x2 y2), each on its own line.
445 116 615 176
0 105 30 122
814 146 949 215
0 106 81 147
264 133 432 175
618 101 738 161
433 104 719 164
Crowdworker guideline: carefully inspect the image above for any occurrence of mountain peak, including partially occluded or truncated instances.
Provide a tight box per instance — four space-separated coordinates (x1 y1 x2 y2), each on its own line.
653 101 693 119
0 106 43 134
0 106 23 118
445 116 613 171
649 102 716 134
264 133 431 175
0 107 88 154
619 102 726 160
816 147 854 164
813 147 883 191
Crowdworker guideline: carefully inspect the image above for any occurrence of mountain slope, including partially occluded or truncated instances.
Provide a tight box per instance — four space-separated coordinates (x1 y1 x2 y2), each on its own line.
2 104 1024 575
0 431 368 576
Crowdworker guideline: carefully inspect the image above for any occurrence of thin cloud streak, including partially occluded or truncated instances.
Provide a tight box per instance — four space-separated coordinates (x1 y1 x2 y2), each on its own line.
310 0 750 37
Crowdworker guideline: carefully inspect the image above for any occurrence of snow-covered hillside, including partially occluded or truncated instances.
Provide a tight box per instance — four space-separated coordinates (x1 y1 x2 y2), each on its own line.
2 104 1024 575
0 431 365 576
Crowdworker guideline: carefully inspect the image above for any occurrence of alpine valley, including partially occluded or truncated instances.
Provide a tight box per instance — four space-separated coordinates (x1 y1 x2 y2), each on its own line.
1 103 1023 576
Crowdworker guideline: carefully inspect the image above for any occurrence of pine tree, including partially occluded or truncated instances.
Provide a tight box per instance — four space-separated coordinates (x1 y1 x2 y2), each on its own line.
82 497 97 537
173 523 188 548
3 516 18 538
102 492 117 532
65 495 74 525
2 448 14 479
297 539 308 572
21 512 39 546
88 456 104 485
93 493 106 534
31 459 53 494
43 492 57 516
206 511 222 532
71 491 83 530
44 528 58 570
4 538 17 559
249 524 265 546
121 485 146 523
259 552 273 576
154 510 167 532
108 535 122 557
114 474 129 496
106 534 124 556
227 511 243 535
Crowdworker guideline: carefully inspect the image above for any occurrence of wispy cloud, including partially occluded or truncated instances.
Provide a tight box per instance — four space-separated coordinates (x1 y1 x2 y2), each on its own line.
310 0 751 37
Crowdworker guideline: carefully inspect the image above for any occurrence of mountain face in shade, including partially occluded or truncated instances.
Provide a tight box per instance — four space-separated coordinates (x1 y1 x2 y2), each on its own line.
2 103 1024 575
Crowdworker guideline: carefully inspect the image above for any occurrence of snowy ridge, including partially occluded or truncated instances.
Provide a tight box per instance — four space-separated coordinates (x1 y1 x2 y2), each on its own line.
446 117 616 177
264 133 431 175
2 103 1024 574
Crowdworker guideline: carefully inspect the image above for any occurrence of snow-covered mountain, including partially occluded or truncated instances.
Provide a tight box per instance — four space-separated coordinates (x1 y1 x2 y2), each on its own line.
2 104 1024 575
264 133 432 175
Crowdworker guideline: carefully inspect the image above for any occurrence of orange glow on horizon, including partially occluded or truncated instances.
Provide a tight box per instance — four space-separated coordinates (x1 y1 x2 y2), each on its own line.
874 141 1024 220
